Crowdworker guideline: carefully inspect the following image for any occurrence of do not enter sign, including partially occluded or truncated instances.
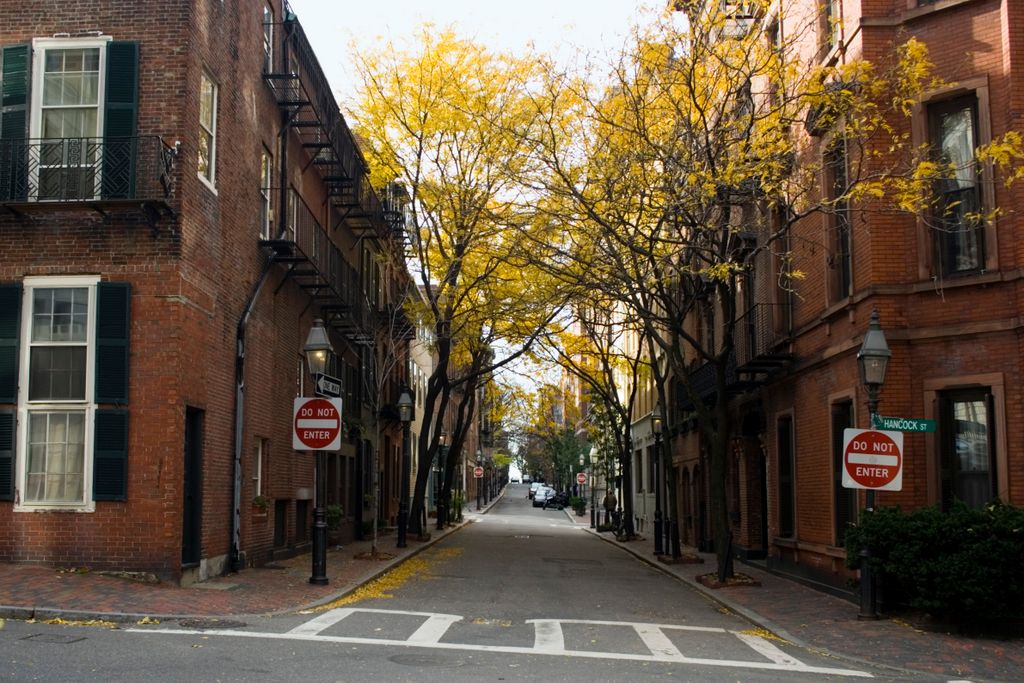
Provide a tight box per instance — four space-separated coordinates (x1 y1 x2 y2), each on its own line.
576 472 587 485
841 428 903 491
293 397 343 451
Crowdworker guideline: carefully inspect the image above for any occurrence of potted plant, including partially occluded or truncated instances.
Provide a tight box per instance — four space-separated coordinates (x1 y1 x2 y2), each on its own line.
252 495 270 514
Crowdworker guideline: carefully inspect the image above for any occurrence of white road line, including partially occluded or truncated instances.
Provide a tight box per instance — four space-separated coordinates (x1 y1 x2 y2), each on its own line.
553 618 727 633
128 628 872 677
407 614 463 645
734 631 804 667
634 624 684 659
286 607 356 636
528 619 566 651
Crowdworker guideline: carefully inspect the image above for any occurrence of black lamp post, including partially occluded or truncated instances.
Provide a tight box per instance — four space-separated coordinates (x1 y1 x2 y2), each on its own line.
436 431 448 530
856 308 890 620
652 402 664 556
304 318 333 586
396 387 414 548
589 446 597 528
476 450 483 510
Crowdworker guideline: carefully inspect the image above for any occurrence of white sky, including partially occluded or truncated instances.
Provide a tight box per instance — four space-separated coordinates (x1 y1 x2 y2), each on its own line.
286 0 664 101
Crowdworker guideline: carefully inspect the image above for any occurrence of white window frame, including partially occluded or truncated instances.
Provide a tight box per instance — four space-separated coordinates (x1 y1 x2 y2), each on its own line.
29 36 112 201
15 275 100 512
260 146 273 239
263 4 274 74
198 69 218 190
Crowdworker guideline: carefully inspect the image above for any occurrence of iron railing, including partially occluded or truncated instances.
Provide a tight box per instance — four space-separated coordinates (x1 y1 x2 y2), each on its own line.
0 136 175 204
734 302 791 368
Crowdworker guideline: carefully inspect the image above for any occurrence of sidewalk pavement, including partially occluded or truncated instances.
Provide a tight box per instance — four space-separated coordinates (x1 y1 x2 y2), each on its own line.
1 493 1021 683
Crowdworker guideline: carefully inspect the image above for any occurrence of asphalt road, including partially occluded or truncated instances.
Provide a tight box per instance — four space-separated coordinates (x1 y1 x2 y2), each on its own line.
0 484 939 682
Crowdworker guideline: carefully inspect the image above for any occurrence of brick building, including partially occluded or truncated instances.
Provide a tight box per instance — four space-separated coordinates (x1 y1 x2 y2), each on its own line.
0 0 411 582
659 0 1024 595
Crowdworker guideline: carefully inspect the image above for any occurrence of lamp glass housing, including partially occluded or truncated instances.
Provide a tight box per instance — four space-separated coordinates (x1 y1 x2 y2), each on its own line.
857 310 891 388
303 318 333 376
651 403 663 435
397 389 414 423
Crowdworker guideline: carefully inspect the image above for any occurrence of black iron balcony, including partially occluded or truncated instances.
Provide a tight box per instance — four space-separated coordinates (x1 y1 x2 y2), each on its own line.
0 136 175 207
734 302 792 373
676 302 792 415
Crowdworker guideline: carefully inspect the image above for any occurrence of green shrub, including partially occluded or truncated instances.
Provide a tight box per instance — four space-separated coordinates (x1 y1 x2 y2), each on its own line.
844 501 1024 623
326 504 344 530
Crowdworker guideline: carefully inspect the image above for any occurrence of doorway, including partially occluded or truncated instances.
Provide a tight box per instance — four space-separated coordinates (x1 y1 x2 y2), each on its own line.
182 407 204 567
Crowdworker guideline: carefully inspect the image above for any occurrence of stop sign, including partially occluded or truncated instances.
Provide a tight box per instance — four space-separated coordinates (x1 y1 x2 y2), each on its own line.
576 472 587 485
293 397 343 451
473 466 484 478
841 428 903 491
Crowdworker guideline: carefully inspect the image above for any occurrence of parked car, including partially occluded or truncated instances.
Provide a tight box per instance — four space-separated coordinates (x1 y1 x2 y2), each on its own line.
528 481 543 499
533 486 556 507
543 490 569 510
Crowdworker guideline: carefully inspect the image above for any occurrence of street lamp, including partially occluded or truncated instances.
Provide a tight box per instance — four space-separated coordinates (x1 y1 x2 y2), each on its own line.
476 449 483 510
303 318 334 585
436 431 448 530
589 447 597 529
396 387 414 548
856 308 890 620
652 402 664 556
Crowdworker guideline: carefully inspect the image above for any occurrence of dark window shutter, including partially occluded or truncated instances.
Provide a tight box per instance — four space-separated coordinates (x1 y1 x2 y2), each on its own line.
95 282 130 404
0 283 21 403
0 410 14 501
1 44 30 201
102 41 139 199
93 408 128 500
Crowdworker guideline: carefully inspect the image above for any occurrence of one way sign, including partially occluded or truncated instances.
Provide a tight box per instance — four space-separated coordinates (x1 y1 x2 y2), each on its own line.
314 372 342 398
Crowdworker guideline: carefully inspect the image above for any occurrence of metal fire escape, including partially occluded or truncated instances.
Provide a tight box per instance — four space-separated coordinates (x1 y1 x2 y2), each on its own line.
260 4 407 345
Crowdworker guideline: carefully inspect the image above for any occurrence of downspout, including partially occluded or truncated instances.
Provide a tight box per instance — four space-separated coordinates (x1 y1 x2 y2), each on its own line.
229 13 296 573
229 256 276 573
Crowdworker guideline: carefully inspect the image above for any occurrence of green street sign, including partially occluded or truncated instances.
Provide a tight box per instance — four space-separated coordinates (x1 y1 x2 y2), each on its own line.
872 415 936 433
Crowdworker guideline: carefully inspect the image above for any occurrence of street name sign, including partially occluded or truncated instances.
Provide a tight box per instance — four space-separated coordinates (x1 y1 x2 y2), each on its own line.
842 428 903 491
473 466 484 478
293 397 343 451
872 415 936 433
576 472 587 485
314 372 342 398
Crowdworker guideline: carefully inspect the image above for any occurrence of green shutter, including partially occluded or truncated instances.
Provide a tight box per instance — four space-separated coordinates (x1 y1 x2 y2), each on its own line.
0 410 13 501
1 44 29 201
93 409 128 501
102 41 139 199
95 282 130 404
0 283 21 403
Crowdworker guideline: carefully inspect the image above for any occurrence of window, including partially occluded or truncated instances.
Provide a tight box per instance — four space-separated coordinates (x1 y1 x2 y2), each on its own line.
825 136 851 301
263 4 274 74
253 438 267 496
13 277 98 507
939 390 995 510
635 449 644 493
776 415 794 537
30 38 108 200
260 147 273 239
831 401 857 546
821 0 841 53
929 95 983 275
198 70 218 186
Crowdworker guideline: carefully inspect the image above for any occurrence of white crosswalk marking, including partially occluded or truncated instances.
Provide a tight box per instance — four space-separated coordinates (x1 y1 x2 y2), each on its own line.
130 609 873 678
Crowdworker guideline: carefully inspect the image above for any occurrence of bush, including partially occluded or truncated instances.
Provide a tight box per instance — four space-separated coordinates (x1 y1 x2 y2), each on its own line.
844 501 1024 623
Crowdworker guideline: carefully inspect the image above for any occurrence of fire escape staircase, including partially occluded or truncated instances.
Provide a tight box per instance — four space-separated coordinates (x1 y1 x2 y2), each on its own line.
260 5 407 345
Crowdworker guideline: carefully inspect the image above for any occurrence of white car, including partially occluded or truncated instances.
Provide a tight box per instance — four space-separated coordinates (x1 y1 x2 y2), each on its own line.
528 481 543 499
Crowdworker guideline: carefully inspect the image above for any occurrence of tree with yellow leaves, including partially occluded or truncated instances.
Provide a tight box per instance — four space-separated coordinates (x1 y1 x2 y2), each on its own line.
522 2 1022 580
350 27 574 535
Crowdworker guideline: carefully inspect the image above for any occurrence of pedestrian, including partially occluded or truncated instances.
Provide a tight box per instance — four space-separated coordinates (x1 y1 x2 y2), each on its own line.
603 489 617 526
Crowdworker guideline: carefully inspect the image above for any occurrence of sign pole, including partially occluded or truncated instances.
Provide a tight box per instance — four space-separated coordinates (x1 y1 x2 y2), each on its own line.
310 450 328 585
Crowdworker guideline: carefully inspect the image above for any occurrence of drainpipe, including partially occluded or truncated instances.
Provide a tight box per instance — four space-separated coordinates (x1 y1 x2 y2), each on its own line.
229 257 276 573
230 17 295 573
